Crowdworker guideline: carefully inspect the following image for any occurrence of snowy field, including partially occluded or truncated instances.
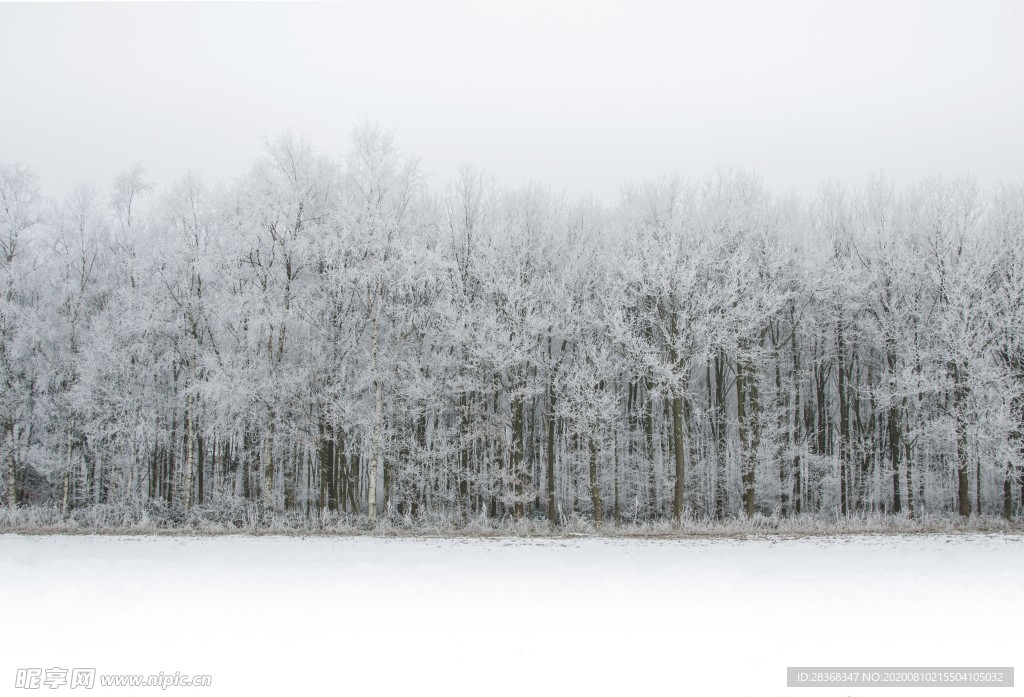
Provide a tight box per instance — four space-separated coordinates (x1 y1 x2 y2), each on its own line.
1 533 1021 696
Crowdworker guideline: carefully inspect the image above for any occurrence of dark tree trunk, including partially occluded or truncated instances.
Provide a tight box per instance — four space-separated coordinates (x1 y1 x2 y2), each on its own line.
889 402 902 514
737 351 754 518
712 352 729 519
837 322 850 515
511 370 526 518
459 391 470 519
588 434 602 525
671 390 686 521
317 420 334 512
950 360 971 517
790 307 802 515
196 431 205 505
546 380 557 524
5 419 16 508
1004 463 1013 520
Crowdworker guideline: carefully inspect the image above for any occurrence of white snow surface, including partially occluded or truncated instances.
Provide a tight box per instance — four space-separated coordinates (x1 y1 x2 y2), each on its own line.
1 533 1021 696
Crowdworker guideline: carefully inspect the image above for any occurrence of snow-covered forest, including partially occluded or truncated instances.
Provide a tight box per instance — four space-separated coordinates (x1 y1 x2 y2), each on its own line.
2 126 1023 527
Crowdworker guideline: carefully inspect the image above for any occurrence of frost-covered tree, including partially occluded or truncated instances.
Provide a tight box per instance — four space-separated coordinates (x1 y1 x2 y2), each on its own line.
0 163 44 507
1 136 1022 527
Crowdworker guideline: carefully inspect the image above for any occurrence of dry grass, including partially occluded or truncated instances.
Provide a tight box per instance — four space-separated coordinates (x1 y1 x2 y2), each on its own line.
2 502 1022 540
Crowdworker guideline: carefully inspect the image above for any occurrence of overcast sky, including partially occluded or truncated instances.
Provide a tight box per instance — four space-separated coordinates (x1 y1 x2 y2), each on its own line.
1 1 1022 203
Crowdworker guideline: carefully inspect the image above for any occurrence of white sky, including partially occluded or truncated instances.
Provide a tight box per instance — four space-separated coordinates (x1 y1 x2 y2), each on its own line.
1 1 1022 203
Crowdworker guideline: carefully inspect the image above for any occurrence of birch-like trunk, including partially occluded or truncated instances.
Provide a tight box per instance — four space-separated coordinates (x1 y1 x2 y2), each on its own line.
545 380 557 525
510 377 525 518
368 311 381 523
906 438 915 518
262 416 275 509
4 419 15 508
588 434 602 525
712 352 729 519
737 352 756 518
951 360 971 517
61 425 72 517
837 321 850 515
888 400 902 514
1004 462 1014 520
668 312 686 522
458 391 470 520
183 390 195 511
791 305 802 515
612 426 620 524
671 388 686 522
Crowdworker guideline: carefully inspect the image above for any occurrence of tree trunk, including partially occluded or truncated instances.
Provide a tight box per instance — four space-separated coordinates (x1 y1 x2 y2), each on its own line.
511 380 525 518
546 380 557 525
814 351 828 456
613 415 621 524
459 391 471 519
414 407 427 518
332 427 344 513
712 353 728 519
318 420 334 512
671 388 686 522
737 353 755 518
1004 462 1014 520
776 347 788 516
242 430 253 502
348 450 361 515
167 412 176 506
368 312 381 523
382 411 394 516
62 425 72 517
749 352 761 516
837 322 849 516
4 419 15 508
183 390 195 511
888 400 902 514
976 453 983 515
905 439 915 518
588 434 602 525
1011 393 1023 520
642 376 656 517
196 431 205 505
950 360 970 517
790 310 802 515
262 415 275 510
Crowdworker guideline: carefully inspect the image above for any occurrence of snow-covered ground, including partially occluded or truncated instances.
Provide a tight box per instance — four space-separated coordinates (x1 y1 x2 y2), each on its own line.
1 533 1021 696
